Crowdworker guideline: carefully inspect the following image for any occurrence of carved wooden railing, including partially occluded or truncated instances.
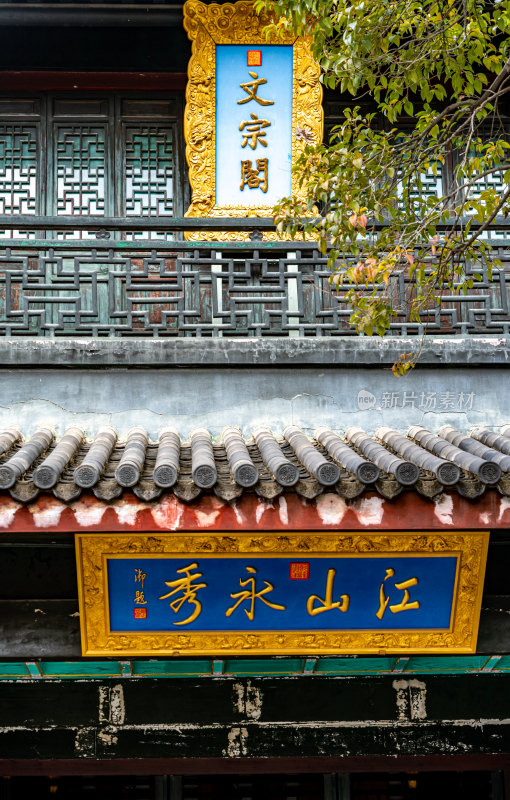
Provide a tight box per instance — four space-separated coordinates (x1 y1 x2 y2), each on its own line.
0 215 508 337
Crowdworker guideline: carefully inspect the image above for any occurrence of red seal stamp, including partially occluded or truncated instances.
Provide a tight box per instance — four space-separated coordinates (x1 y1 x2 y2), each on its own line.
289 562 310 580
247 50 262 67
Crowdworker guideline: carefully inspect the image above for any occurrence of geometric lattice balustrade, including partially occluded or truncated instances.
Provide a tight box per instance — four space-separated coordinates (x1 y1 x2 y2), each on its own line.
0 218 510 337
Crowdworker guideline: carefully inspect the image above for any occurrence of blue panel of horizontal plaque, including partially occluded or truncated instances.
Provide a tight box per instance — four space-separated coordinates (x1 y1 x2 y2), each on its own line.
106 555 458 633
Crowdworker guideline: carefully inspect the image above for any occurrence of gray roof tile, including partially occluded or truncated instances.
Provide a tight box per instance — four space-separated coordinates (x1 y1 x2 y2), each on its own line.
0 424 509 504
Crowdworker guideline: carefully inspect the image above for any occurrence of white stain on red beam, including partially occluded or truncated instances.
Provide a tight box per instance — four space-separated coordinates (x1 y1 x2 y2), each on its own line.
0 490 505 532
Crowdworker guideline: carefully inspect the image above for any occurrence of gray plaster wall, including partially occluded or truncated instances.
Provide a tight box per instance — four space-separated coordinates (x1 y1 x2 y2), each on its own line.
0 365 506 438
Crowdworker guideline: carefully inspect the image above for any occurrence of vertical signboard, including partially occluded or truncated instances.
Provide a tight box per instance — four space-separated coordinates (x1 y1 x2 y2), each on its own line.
183 0 323 239
215 44 293 207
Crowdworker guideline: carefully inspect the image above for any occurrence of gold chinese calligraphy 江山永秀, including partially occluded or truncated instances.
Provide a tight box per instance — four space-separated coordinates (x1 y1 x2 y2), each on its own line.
182 0 323 241
75 531 488 656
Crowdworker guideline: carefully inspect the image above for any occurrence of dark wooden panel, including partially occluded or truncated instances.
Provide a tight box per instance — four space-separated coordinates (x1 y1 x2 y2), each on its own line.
0 98 40 117
0 7 184 27
476 596 510 653
0 546 77 599
0 676 507 762
0 73 188 92
122 679 245 726
53 98 110 118
219 723 510 759
0 775 163 799
120 99 178 118
248 677 397 723
0 600 81 658
0 755 509 777
1 598 510 657
484 536 510 594
0 680 100 727
0 674 505 726
0 27 191 72
0 730 82 760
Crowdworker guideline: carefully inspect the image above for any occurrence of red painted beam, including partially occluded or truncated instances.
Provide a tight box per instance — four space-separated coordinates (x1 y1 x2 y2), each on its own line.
0 490 506 533
0 71 187 91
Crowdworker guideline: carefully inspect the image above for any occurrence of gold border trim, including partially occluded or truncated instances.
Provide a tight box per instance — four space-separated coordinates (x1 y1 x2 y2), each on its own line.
183 0 323 241
76 531 489 657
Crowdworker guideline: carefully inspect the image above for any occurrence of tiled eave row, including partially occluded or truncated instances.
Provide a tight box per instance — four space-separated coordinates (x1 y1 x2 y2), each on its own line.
0 423 509 505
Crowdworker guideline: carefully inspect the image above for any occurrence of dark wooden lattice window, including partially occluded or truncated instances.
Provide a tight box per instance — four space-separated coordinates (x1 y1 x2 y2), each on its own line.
0 93 186 238
0 123 38 216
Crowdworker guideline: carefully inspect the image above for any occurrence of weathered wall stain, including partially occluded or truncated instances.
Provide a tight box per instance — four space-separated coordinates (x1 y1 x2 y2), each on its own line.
393 679 427 721
0 490 504 533
225 726 249 757
233 681 263 721
74 728 96 758
99 684 125 726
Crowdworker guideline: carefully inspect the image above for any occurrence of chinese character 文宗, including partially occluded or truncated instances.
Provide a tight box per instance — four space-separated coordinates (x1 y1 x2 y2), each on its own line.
183 0 323 240
76 531 488 656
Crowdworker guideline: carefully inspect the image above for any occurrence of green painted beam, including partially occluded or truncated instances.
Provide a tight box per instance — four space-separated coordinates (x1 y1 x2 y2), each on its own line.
0 655 508 679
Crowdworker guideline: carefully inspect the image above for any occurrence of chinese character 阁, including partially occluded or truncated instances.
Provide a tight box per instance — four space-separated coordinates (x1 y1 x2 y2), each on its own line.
239 113 271 150
225 566 286 621
376 567 420 620
159 562 207 626
307 568 350 616
238 71 274 106
240 159 268 193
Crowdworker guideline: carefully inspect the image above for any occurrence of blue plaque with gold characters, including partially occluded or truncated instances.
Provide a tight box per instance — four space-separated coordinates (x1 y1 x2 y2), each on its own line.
215 44 293 207
76 531 489 656
183 0 323 240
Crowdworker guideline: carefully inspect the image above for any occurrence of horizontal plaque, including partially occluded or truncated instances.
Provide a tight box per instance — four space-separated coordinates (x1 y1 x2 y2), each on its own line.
76 531 489 656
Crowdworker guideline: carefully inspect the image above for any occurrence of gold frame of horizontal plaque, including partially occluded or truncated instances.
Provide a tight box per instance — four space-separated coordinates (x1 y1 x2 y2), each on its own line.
76 531 488 657
182 0 323 241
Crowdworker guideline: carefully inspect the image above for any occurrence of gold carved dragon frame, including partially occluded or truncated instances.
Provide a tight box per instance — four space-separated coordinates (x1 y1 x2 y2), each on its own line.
183 0 323 241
